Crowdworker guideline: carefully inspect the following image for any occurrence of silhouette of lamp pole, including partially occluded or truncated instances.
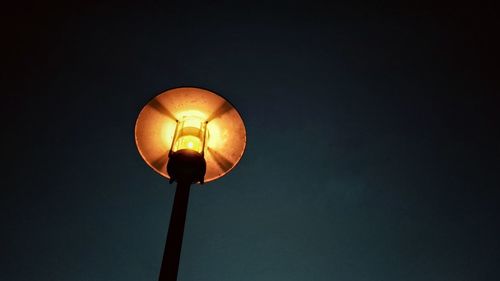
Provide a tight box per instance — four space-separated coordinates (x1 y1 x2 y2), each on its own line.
135 87 246 281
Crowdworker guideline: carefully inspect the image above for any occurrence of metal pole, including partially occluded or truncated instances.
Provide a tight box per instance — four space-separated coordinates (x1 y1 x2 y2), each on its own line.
158 180 191 281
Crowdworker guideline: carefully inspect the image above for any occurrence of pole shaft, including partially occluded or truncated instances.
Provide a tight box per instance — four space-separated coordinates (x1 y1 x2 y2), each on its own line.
158 181 191 281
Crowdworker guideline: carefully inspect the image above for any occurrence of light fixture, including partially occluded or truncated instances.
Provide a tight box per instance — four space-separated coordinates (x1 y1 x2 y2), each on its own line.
135 87 246 281
135 87 246 183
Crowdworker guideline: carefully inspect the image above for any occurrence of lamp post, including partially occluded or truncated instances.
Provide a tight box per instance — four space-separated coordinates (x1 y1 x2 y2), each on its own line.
135 87 246 281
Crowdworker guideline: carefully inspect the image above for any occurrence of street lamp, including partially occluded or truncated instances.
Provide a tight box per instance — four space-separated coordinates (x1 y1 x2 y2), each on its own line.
135 87 246 281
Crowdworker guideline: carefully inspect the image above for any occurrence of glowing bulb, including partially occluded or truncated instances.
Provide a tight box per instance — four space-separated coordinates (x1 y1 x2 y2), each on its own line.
171 116 207 154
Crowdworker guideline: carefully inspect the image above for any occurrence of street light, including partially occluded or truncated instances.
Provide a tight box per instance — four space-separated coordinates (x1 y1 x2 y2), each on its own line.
135 87 246 281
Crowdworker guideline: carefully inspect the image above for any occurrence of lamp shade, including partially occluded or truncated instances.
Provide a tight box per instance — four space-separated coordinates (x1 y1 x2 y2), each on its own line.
135 87 246 183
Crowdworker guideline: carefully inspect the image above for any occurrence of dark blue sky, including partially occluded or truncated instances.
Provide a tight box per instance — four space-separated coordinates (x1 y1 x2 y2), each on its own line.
2 1 499 280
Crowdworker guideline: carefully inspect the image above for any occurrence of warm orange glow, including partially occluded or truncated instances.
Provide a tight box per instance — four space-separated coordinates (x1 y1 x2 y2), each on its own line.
134 87 246 183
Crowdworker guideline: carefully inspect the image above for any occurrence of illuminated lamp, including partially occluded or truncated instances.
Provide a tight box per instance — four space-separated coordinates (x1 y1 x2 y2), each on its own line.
135 87 246 281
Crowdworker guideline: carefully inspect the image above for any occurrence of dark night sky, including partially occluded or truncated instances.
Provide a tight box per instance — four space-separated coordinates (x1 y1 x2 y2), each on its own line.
2 1 499 280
